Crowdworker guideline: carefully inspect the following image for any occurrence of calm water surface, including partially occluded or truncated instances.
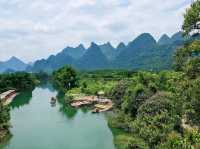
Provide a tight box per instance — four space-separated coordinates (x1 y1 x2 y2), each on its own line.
0 83 115 149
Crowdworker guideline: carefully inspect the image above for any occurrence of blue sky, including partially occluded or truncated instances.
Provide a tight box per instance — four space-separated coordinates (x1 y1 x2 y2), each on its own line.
0 0 192 62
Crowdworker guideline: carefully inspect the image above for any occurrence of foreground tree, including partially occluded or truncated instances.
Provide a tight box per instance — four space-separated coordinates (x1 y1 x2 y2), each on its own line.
183 0 200 36
130 92 179 148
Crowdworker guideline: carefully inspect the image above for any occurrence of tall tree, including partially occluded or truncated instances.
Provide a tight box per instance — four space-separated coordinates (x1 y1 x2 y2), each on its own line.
53 66 78 90
183 0 200 36
174 40 200 78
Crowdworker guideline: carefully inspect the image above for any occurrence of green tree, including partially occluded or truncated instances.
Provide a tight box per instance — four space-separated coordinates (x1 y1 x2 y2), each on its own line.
182 0 200 35
185 78 200 125
174 40 200 78
109 80 130 108
53 66 78 90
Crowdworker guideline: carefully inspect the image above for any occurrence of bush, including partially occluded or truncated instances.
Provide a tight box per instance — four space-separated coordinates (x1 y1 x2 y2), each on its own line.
130 92 180 147
114 134 149 149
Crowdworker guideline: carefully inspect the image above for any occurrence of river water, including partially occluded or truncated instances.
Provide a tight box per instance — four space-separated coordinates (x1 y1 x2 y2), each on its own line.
0 83 116 149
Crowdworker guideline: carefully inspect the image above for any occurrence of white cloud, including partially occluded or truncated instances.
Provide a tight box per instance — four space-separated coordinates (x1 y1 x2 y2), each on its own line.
0 0 192 62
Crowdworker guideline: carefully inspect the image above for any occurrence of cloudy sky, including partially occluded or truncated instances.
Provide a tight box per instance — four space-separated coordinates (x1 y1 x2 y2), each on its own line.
0 0 192 62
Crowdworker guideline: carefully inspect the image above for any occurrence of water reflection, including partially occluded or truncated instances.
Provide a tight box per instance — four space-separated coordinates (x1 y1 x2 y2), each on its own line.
0 133 12 149
80 107 89 114
38 82 56 92
59 105 78 119
10 91 32 109
56 91 78 119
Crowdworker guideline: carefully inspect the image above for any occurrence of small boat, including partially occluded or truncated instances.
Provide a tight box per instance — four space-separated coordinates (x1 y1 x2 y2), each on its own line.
50 97 56 105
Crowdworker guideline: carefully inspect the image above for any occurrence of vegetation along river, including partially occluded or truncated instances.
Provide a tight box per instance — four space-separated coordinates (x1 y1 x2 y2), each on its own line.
0 83 116 149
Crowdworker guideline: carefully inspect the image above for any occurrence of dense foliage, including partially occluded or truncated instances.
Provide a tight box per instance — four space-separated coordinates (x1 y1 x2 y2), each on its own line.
0 72 38 93
108 2 200 147
174 40 200 78
52 66 78 91
183 0 200 35
108 69 200 148
0 100 10 141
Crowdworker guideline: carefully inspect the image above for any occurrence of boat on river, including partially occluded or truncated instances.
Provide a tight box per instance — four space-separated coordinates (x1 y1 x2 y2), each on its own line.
50 97 56 106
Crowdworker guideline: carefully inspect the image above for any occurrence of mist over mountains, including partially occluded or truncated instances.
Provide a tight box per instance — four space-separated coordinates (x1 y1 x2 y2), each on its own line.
0 31 189 73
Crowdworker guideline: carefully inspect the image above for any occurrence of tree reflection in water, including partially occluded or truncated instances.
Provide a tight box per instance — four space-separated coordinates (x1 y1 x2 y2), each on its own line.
10 91 32 109
56 91 78 119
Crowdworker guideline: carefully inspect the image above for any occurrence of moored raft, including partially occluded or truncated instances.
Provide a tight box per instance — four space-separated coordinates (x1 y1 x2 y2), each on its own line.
70 94 113 113
71 95 98 107
92 101 113 113
0 90 17 105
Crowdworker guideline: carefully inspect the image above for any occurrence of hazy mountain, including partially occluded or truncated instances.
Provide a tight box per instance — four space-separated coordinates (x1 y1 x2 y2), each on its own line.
116 42 126 56
27 31 190 72
76 42 109 70
29 52 74 73
62 44 85 60
113 33 157 69
99 42 116 60
158 34 172 45
0 56 28 73
171 31 185 42
127 33 157 50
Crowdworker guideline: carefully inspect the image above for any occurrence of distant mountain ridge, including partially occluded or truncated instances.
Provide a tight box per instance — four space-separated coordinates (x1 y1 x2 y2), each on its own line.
98 42 116 60
26 31 191 72
0 56 28 73
62 44 85 60
76 42 109 70
158 34 172 45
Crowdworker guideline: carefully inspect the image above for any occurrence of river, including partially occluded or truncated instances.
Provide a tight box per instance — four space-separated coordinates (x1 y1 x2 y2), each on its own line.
0 83 116 149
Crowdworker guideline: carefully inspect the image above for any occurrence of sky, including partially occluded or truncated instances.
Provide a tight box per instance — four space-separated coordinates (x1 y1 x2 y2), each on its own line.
0 0 192 63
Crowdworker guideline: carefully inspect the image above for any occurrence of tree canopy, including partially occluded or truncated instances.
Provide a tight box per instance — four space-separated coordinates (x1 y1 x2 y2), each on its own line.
174 40 200 78
183 0 200 36
53 66 78 90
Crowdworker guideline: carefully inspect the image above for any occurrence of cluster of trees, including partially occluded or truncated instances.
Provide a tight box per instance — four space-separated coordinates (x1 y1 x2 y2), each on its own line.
109 1 200 148
109 70 199 148
0 72 38 93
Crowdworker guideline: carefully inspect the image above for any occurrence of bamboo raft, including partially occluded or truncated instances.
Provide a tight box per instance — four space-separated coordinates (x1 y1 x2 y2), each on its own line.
0 90 17 105
92 103 113 113
70 95 113 113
